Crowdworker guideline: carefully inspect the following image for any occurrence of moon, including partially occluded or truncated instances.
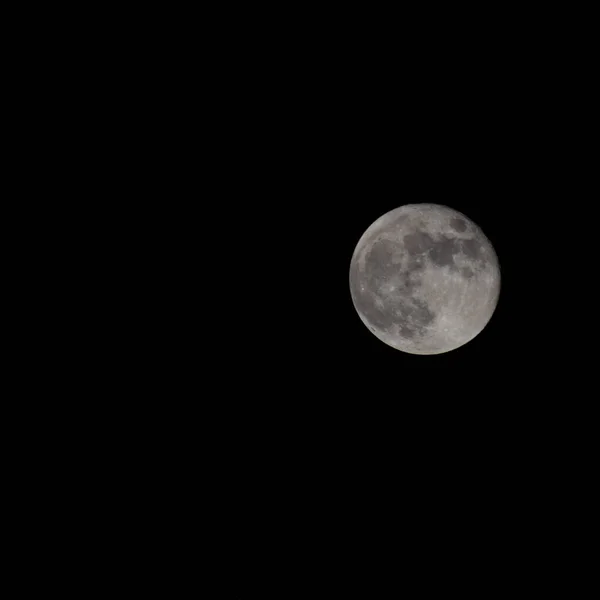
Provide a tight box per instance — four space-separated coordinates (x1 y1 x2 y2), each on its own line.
349 204 500 354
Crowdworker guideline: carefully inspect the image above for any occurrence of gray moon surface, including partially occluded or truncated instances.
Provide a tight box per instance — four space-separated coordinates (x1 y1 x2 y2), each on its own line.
349 204 500 354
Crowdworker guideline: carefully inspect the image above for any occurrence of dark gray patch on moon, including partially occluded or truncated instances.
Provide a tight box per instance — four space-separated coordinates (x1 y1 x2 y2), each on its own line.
410 298 436 327
397 257 426 296
450 218 467 232
460 238 480 260
365 239 395 273
357 294 395 331
407 256 425 271
395 297 436 338
461 266 475 279
396 275 413 295
403 231 435 255
349 259 396 332
399 323 417 338
364 239 398 288
429 236 460 268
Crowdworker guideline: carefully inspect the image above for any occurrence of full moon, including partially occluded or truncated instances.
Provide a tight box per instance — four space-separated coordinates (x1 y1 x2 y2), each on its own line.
349 204 500 354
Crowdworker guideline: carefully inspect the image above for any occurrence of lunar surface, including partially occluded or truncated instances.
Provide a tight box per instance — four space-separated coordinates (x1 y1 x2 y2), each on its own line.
349 204 500 354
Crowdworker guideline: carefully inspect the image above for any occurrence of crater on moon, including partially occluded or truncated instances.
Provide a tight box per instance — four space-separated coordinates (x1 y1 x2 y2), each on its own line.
349 203 500 355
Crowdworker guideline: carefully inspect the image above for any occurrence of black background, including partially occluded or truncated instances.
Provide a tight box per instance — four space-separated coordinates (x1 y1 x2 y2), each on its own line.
199 9 594 384
6 5 595 597
171 11 594 595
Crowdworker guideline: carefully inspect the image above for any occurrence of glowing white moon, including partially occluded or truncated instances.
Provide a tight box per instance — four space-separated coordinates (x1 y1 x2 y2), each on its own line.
349 204 500 354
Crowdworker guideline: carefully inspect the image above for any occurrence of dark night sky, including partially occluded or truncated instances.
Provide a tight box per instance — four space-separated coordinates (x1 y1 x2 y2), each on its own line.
22 6 594 596
213 69 567 587
193 16 593 595
202 21 587 490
